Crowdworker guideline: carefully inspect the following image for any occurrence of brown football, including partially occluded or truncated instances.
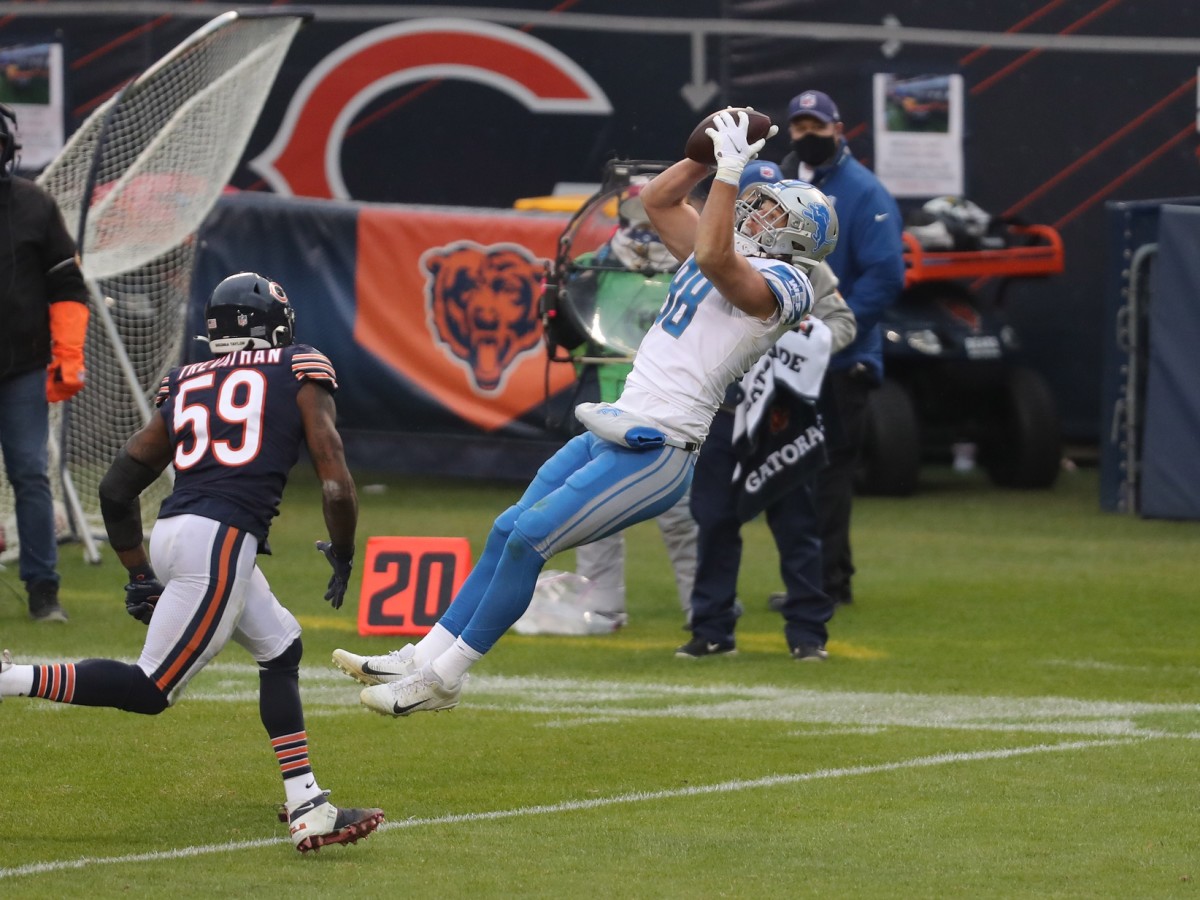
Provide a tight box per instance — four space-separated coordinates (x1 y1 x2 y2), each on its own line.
684 107 774 165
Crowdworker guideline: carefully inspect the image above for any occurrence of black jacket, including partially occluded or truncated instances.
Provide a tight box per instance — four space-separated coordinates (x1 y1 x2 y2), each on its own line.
0 176 88 383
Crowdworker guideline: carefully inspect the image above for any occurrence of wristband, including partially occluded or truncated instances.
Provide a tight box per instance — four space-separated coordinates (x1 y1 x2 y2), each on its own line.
714 157 747 187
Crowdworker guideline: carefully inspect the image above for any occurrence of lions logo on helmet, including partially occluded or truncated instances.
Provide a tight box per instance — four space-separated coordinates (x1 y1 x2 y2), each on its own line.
205 272 296 356
732 179 839 269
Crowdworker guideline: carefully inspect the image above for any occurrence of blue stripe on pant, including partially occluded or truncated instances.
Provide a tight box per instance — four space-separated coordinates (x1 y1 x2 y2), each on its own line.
441 433 694 654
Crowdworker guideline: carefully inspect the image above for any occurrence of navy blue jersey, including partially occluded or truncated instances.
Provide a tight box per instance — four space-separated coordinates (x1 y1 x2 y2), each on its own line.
154 343 338 543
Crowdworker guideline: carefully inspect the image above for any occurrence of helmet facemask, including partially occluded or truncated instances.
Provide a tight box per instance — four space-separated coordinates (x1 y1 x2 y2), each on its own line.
733 181 839 269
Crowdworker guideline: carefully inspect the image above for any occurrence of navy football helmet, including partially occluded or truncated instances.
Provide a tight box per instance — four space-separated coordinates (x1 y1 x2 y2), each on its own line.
205 272 295 356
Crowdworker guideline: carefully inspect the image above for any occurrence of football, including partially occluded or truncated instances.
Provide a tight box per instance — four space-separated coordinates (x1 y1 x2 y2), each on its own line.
684 107 774 165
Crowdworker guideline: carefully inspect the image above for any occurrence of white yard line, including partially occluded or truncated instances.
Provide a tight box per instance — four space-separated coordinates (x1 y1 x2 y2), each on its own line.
0 737 1134 881
182 667 1200 739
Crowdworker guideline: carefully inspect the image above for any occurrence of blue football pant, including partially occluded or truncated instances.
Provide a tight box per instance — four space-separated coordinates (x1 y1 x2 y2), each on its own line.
573 491 697 619
439 433 694 654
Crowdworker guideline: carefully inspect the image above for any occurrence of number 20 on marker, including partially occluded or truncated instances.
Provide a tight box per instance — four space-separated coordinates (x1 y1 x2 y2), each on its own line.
356 536 471 636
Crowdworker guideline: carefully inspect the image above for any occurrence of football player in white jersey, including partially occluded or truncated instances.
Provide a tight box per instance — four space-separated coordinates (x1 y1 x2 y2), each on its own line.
333 109 840 717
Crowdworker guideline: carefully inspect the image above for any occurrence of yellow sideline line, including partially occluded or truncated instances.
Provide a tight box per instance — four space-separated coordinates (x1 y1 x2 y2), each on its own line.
293 614 358 632
501 631 887 658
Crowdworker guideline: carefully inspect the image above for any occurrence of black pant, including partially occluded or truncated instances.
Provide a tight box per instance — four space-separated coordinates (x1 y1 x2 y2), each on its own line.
688 409 833 649
816 368 873 605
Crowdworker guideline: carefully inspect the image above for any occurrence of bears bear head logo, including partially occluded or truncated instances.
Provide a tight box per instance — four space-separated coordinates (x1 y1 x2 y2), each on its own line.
422 241 545 392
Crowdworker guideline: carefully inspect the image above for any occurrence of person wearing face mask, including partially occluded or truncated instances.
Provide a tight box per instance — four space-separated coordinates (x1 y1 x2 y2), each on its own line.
778 90 905 610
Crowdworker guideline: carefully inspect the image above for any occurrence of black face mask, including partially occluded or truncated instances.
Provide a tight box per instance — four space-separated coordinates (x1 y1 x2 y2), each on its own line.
791 133 837 167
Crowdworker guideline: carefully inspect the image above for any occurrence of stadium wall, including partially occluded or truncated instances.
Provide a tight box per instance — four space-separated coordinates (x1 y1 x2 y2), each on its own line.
191 192 577 479
4 1 1199 447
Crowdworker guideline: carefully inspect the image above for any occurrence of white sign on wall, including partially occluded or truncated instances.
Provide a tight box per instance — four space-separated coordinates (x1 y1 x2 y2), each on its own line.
0 42 65 172
873 72 964 199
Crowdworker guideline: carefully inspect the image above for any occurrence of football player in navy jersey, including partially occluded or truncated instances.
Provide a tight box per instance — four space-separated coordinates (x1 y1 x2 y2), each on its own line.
333 110 840 718
0 273 383 854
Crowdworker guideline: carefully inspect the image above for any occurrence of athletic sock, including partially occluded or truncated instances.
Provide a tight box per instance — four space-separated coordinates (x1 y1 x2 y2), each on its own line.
271 729 323 804
0 663 34 697
258 651 320 805
414 622 456 662
0 663 75 702
3 659 165 712
429 637 481 686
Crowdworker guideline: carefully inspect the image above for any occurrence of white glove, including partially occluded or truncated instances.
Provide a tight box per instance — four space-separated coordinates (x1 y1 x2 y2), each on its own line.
706 108 778 187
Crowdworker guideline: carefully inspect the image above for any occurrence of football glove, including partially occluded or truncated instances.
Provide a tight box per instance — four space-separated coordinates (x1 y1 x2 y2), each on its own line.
706 108 778 187
315 541 353 610
124 567 164 625
46 301 89 403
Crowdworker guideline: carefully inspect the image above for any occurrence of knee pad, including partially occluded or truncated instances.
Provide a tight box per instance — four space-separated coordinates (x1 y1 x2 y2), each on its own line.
260 637 302 677
493 504 521 537
509 511 552 560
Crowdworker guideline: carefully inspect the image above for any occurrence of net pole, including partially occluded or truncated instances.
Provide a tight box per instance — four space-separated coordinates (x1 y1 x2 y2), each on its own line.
87 275 154 425
59 88 140 562
58 441 101 564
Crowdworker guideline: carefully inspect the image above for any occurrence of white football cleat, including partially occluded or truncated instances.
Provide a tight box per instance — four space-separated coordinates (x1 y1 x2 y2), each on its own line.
332 644 421 685
285 791 384 854
359 666 461 717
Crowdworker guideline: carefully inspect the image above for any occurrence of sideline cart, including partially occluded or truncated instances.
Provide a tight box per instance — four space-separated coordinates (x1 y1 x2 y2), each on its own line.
859 221 1065 495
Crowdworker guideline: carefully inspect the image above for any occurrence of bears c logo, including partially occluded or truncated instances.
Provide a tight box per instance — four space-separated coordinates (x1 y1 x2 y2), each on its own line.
420 241 545 394
250 18 612 199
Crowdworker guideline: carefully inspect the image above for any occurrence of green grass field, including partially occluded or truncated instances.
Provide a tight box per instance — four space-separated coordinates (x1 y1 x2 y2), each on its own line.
1 464 1198 897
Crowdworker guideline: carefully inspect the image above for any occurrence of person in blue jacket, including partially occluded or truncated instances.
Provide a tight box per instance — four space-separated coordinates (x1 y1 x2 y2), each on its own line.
779 89 905 608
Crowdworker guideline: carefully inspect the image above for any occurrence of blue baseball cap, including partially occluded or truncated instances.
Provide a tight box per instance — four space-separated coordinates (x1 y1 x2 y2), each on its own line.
738 160 783 194
787 90 840 124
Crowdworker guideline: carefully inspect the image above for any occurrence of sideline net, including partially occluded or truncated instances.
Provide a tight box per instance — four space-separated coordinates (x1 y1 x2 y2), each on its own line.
0 11 308 565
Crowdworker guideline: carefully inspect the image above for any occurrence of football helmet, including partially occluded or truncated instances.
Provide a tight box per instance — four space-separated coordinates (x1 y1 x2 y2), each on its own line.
604 223 678 274
920 195 994 250
733 179 838 268
737 159 783 194
205 272 295 356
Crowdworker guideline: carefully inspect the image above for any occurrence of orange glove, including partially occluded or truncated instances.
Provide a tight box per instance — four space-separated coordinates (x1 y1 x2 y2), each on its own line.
46 301 89 403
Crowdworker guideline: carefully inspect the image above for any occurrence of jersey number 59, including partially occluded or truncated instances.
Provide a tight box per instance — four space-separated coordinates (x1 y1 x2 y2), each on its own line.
173 371 266 469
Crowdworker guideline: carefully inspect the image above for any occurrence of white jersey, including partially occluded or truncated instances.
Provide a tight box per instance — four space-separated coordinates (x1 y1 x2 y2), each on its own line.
615 254 814 444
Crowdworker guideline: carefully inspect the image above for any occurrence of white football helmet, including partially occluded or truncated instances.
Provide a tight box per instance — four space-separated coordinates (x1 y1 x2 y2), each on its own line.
733 179 839 269
606 223 679 273
920 195 993 250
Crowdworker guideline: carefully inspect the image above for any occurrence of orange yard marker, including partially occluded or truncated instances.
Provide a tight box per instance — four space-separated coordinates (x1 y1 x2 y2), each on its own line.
356 536 471 636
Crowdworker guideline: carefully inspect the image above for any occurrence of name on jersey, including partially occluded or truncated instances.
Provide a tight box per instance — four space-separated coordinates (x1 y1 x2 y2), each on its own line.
178 348 284 378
